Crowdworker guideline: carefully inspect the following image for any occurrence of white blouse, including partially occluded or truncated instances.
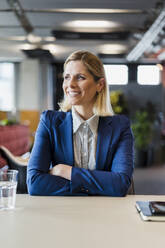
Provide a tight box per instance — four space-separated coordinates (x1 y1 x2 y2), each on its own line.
72 107 99 170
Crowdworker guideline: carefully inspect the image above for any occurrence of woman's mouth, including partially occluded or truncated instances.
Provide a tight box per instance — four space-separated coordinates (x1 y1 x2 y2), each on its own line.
68 91 81 97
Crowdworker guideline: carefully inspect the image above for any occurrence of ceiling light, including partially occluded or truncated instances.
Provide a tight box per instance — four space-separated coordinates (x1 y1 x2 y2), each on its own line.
6 36 27 41
100 44 127 54
42 44 70 55
58 8 143 14
43 37 56 42
27 34 42 44
28 8 144 14
64 20 120 29
19 43 36 50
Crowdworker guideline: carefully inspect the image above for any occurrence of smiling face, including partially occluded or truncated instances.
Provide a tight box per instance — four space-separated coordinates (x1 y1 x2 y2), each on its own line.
63 60 104 115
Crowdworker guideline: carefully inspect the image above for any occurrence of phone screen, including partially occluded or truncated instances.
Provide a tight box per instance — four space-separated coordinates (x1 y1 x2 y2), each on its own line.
149 201 165 215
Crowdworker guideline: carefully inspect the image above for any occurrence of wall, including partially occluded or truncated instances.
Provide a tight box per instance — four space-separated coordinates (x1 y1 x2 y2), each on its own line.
18 59 40 140
18 59 40 110
17 58 53 142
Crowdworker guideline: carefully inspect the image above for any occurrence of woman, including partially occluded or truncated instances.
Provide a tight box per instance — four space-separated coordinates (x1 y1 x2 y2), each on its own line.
27 50 134 196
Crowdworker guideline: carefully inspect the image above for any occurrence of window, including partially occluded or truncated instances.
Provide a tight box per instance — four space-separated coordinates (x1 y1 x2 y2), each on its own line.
137 65 160 85
103 64 128 85
0 63 14 111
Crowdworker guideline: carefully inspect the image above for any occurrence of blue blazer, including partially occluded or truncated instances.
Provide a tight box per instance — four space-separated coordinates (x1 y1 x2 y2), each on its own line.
27 110 134 196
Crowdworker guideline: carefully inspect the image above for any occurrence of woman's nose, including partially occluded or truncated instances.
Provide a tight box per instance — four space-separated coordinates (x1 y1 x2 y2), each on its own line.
68 77 76 87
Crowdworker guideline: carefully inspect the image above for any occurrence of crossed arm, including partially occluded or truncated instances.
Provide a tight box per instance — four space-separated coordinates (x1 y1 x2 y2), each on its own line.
49 164 72 180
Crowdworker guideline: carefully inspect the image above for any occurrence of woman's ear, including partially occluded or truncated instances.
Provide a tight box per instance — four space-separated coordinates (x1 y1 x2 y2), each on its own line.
97 78 105 93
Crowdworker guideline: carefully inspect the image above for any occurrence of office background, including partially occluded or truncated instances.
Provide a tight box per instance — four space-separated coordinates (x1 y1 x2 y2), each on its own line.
0 0 165 194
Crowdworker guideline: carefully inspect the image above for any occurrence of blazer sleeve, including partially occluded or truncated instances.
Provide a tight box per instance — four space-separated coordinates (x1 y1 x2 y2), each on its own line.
27 111 71 196
70 116 134 197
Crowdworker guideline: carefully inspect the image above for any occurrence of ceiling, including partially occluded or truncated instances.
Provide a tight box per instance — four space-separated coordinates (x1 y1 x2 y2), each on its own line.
0 0 165 62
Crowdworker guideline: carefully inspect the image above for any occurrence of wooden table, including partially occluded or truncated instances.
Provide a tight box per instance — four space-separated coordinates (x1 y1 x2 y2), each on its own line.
0 195 165 248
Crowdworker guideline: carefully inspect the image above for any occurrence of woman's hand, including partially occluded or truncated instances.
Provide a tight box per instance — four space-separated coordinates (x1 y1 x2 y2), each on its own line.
49 164 72 180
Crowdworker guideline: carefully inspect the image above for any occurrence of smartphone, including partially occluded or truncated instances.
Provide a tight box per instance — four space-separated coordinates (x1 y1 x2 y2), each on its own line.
149 201 165 215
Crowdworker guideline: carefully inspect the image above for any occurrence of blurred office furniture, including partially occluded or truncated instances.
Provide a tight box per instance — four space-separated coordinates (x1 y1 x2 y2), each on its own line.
128 179 135 195
0 124 30 168
0 124 30 193
0 146 29 193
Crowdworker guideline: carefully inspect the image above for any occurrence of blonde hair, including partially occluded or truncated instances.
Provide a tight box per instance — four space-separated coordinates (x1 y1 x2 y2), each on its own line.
59 50 114 116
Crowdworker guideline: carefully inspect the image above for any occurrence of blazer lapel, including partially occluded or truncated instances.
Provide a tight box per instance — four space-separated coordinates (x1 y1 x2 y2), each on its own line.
58 112 74 166
96 117 113 170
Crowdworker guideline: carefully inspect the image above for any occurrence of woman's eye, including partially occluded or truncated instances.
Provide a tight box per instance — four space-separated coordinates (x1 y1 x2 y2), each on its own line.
64 75 69 80
77 75 85 80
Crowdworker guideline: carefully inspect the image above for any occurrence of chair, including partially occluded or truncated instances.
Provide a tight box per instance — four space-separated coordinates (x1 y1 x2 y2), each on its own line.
0 146 29 193
127 178 135 195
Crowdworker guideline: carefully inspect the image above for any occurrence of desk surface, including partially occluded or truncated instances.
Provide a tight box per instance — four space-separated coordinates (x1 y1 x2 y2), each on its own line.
0 195 165 248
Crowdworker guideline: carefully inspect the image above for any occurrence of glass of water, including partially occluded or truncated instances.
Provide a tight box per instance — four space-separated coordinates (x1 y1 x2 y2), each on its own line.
0 170 18 210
